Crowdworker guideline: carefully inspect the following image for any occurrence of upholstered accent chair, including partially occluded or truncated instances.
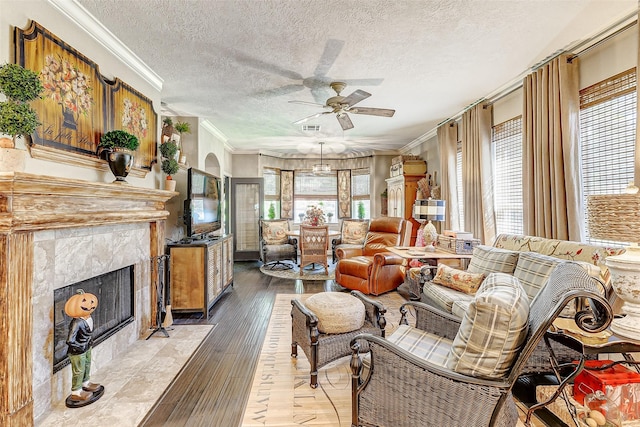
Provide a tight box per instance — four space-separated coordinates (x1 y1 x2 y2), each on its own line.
259 219 298 269
331 219 369 263
299 225 329 275
335 216 412 295
350 262 612 427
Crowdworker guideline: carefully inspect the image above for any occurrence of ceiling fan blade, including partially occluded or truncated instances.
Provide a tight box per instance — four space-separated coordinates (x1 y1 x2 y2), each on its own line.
293 111 331 124
314 39 345 77
349 107 395 117
337 113 354 131
288 100 325 107
341 89 371 107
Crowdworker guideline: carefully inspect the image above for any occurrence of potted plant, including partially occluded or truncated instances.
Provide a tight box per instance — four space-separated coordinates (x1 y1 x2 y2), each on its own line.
174 121 191 164
267 202 276 220
97 129 139 183
357 201 366 220
160 140 179 191
161 117 175 142
0 63 43 171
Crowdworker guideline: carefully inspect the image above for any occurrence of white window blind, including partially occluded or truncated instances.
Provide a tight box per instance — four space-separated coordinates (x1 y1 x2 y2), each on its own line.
293 171 338 222
580 67 636 245
263 167 280 218
351 168 371 219
492 116 523 235
456 141 464 229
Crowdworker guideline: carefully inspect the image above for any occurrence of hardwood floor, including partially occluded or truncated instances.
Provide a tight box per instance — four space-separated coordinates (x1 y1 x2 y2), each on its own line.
139 261 342 427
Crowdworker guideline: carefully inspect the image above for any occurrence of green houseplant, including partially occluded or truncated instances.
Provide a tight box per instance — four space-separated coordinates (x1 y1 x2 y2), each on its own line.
160 140 180 191
0 63 43 148
174 121 191 164
98 130 139 183
357 201 365 220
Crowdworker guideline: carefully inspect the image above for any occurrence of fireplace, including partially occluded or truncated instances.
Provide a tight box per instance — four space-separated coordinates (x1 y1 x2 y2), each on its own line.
0 172 175 426
53 265 135 372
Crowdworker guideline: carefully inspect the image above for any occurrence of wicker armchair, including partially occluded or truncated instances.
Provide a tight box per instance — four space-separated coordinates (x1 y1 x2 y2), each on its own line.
349 262 612 427
291 290 387 389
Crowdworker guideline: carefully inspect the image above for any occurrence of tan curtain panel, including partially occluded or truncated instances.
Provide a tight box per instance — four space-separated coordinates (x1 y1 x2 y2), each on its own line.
522 54 582 240
437 121 460 231
461 104 496 245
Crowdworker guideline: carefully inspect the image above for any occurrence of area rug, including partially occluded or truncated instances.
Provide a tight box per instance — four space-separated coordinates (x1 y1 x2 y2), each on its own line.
260 259 336 281
241 291 408 426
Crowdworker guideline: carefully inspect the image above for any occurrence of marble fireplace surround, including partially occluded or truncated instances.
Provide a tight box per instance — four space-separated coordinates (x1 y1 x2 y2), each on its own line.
0 172 176 426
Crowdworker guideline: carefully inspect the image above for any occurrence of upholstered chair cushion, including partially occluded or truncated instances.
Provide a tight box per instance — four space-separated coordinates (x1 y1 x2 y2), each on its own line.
341 220 369 245
446 273 529 379
262 220 289 244
466 245 520 276
304 292 366 334
432 264 485 295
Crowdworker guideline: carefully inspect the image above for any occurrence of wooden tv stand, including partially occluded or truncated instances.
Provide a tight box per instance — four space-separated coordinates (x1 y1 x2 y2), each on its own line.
167 235 233 318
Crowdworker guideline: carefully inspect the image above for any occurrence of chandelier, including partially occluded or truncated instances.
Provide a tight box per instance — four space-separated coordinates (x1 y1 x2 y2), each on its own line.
312 142 331 174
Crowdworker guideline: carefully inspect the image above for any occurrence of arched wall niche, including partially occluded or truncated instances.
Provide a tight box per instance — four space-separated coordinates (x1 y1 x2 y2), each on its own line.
204 153 221 177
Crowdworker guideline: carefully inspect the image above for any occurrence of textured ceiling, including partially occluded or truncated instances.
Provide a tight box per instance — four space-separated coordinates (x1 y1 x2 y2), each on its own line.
76 0 636 157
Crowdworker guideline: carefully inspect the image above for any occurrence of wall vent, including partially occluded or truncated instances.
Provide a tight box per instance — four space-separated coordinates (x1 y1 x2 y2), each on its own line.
302 125 321 132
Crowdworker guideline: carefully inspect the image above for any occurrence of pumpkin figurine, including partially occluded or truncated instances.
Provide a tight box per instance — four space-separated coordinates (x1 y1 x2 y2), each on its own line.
64 289 105 408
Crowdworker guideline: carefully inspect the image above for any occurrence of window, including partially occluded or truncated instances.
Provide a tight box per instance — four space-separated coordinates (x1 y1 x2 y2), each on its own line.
456 141 464 229
263 168 280 219
580 68 636 245
351 168 371 219
293 171 337 223
492 116 523 235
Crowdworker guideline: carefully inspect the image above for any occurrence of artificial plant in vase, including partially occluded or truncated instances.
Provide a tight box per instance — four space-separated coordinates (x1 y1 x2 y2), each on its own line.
97 130 139 183
160 140 179 191
0 63 43 148
174 121 191 164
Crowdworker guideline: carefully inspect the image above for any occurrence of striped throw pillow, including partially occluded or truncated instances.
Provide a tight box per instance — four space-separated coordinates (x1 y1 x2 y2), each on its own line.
466 245 520 276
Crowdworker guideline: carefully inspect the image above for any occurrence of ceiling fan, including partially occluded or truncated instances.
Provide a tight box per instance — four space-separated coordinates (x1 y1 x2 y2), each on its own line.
290 82 395 131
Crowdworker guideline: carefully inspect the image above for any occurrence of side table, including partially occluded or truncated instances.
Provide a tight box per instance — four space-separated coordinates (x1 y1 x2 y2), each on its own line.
385 246 472 300
525 324 640 426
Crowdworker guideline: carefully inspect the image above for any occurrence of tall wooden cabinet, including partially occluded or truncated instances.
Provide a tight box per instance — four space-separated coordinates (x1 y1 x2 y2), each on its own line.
167 234 234 318
386 174 426 245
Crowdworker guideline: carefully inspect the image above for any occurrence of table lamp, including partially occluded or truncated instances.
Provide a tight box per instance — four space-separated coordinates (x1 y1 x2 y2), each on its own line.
413 199 445 251
587 186 640 340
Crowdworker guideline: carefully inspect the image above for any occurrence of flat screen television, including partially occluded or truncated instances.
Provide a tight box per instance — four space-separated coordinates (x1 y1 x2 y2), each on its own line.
184 167 222 237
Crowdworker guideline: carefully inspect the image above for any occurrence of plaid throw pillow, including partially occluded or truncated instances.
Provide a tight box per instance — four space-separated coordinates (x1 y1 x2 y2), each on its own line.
262 220 289 245
466 245 519 276
513 252 563 300
446 273 529 379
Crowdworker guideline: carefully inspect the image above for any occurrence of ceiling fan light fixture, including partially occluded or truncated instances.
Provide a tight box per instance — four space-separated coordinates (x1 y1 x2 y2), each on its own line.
312 141 331 174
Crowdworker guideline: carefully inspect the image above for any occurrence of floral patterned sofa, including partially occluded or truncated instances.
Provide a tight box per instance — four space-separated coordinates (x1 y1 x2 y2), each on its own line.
411 233 625 316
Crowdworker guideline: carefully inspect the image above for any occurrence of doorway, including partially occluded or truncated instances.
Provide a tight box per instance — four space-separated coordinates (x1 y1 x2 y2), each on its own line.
231 178 263 261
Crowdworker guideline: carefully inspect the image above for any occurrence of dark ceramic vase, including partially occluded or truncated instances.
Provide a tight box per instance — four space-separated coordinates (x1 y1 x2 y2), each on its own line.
101 148 134 183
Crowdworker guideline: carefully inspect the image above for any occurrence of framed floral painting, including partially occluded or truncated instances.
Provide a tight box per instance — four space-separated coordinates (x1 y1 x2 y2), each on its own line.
16 21 107 157
110 79 156 170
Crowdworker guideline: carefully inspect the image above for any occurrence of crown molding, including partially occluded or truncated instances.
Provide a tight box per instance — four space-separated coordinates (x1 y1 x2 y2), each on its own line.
200 119 233 152
46 0 163 92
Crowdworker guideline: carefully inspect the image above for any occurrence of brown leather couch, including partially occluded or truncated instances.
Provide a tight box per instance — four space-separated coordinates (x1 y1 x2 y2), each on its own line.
335 217 412 295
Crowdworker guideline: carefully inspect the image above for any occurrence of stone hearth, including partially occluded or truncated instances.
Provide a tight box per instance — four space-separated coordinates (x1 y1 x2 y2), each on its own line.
0 172 176 426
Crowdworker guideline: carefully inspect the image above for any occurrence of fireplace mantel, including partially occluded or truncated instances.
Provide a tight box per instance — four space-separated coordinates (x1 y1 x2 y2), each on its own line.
0 172 176 232
0 172 176 426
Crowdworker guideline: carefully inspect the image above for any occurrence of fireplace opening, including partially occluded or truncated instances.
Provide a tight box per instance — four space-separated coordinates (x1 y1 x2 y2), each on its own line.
53 265 135 372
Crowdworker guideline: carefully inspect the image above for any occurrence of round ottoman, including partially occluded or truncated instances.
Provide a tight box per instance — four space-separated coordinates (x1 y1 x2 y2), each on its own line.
304 292 365 334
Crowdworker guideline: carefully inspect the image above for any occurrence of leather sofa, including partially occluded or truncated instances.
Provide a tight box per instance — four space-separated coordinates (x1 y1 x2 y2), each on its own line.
335 216 412 295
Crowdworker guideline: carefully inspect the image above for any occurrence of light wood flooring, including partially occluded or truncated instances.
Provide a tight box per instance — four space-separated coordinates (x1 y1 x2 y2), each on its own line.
140 261 552 427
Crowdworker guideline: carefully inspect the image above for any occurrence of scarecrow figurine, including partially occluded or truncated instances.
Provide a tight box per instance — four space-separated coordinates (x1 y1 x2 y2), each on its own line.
64 289 105 408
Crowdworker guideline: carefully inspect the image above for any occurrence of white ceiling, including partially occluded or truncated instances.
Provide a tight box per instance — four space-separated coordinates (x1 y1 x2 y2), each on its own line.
75 0 637 157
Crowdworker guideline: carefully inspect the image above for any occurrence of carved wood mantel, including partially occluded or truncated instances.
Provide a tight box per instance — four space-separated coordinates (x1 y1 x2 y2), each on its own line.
0 172 176 426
